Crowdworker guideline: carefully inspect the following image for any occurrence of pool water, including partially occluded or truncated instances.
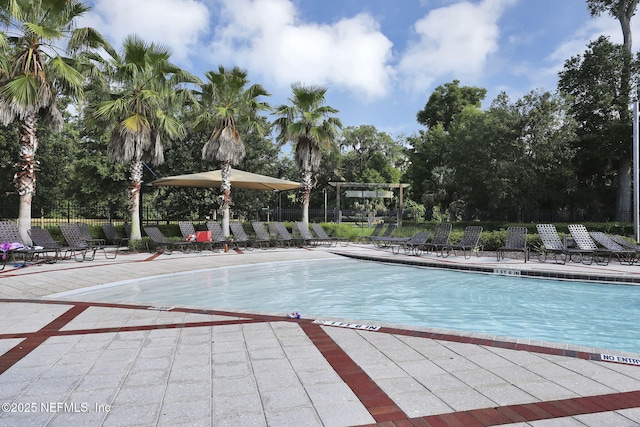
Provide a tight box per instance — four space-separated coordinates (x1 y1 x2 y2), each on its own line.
51 258 640 353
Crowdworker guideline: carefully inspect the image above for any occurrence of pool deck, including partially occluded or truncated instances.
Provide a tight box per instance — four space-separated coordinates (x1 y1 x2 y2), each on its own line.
1 243 640 426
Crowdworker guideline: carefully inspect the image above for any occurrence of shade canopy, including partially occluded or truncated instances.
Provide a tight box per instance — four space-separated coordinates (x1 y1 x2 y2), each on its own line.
150 169 300 191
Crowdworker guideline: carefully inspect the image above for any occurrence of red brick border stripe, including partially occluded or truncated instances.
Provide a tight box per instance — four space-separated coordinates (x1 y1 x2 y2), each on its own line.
380 327 601 362
300 322 407 423
356 390 640 426
0 304 88 375
0 318 266 340
140 252 163 261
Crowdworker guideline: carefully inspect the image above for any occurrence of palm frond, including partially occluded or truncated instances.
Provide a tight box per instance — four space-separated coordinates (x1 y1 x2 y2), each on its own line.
97 34 193 172
196 65 270 165
40 102 63 131
68 26 116 58
2 74 39 106
23 22 62 41
142 130 165 166
121 113 150 135
272 83 341 173
48 56 83 97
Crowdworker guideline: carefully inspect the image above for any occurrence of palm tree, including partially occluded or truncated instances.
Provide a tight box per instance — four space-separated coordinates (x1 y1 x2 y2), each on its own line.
273 83 342 226
195 65 269 237
0 0 113 242
94 35 198 240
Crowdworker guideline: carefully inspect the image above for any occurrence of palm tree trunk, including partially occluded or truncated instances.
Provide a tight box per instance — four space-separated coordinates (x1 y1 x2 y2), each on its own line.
15 112 39 245
17 192 33 245
221 207 231 238
220 161 232 237
128 160 143 240
300 169 313 226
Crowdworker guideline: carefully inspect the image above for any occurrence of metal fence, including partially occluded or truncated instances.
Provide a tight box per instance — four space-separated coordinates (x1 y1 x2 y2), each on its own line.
0 201 127 226
0 201 632 226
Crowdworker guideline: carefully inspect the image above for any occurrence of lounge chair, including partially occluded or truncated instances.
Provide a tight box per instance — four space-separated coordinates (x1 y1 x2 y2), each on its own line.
360 222 385 243
143 226 195 255
442 225 483 258
177 221 197 241
0 220 55 265
536 224 582 264
291 222 309 244
311 223 349 247
422 223 452 255
205 222 230 251
102 223 130 247
374 229 421 251
58 224 98 261
178 221 218 252
497 227 529 262
267 222 286 246
294 222 323 246
60 223 120 261
535 224 576 265
393 231 431 255
76 222 107 246
370 224 397 247
28 227 73 261
589 232 637 265
609 235 640 254
270 222 302 246
229 222 259 250
567 224 610 266
252 221 279 248
123 222 131 238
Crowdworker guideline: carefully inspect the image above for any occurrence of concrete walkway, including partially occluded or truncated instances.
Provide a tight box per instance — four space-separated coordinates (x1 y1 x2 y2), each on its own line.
1 244 640 426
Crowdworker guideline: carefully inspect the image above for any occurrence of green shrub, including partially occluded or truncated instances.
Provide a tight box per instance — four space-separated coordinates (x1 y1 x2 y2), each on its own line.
44 226 64 243
477 231 502 251
319 223 363 240
129 237 152 252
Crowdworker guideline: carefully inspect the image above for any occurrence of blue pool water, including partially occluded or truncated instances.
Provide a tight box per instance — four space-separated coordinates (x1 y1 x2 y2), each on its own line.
52 258 640 353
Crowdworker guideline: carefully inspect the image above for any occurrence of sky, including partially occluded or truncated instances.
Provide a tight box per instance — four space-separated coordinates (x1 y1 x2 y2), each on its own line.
80 0 638 139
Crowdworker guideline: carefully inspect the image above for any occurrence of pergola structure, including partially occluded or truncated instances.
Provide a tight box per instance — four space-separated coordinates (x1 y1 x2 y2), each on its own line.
329 182 410 225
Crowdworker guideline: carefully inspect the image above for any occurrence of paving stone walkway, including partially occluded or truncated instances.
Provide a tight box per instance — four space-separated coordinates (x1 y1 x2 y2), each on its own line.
1 245 639 426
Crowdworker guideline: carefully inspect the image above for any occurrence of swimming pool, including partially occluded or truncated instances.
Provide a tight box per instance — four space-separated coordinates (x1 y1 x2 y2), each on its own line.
51 258 640 353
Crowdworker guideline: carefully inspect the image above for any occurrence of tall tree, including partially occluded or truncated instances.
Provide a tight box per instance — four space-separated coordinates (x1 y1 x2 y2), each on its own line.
439 90 577 215
195 66 270 237
558 36 633 211
587 0 638 50
338 125 404 183
273 84 342 226
416 80 487 131
408 80 486 216
94 35 198 240
586 0 639 220
509 91 578 210
404 124 455 216
0 0 112 242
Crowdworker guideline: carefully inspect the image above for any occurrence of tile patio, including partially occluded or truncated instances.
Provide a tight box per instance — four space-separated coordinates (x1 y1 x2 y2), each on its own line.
0 243 639 426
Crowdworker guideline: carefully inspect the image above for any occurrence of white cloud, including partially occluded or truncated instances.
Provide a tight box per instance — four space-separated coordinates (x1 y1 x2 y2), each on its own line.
531 13 636 94
81 0 210 63
397 0 517 94
543 11 640 82
209 0 394 101
547 15 620 64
